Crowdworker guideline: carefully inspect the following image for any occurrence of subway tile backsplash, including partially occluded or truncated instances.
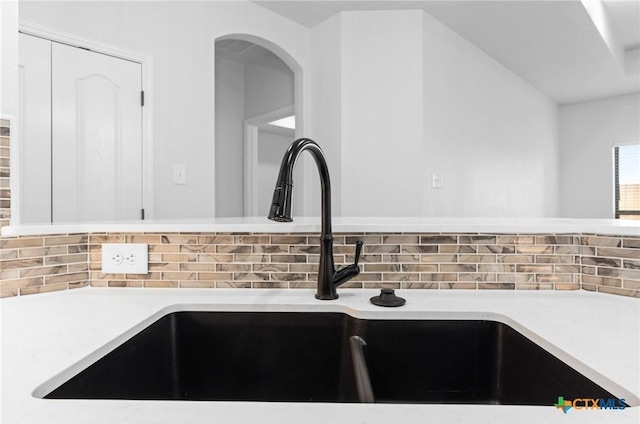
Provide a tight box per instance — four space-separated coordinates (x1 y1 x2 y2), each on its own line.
1 231 639 299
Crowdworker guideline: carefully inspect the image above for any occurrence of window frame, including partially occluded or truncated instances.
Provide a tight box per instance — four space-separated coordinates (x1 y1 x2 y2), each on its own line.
613 143 640 219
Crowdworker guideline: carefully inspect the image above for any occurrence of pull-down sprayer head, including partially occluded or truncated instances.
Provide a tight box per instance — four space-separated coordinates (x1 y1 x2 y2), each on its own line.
267 139 301 223
268 182 293 222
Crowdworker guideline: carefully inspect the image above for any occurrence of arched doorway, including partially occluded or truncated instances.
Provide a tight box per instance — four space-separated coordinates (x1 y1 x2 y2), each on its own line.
214 35 303 217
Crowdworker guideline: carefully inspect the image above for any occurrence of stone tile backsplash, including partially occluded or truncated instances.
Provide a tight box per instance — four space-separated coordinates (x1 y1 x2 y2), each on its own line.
1 231 638 299
87 233 582 291
1 234 89 297
580 235 640 297
0 119 11 228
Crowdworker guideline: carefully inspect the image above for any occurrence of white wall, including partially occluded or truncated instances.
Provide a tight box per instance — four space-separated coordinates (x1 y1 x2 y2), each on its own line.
18 1 310 219
309 13 342 216
1 1 18 118
340 11 426 217
244 63 293 119
559 93 640 218
310 10 559 218
215 57 244 218
422 12 559 217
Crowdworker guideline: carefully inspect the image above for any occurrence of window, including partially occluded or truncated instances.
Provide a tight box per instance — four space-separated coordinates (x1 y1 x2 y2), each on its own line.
614 144 640 219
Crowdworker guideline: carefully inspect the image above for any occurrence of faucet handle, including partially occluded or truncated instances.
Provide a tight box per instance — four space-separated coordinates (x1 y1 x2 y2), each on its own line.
354 241 363 266
334 241 364 288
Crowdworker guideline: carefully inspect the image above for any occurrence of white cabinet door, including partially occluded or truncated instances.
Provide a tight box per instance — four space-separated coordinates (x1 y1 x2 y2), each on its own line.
51 42 142 222
18 33 52 224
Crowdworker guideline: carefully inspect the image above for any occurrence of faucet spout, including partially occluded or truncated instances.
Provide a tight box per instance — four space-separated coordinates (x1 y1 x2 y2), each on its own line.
268 138 361 300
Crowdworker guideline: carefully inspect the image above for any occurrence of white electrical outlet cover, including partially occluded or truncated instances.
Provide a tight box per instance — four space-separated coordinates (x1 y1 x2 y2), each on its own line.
102 243 148 274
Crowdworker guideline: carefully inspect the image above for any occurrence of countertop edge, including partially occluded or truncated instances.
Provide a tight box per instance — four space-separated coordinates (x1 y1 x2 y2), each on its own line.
3 217 640 236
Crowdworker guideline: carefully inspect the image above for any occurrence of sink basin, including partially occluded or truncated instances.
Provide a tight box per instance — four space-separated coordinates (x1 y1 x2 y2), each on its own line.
42 311 623 405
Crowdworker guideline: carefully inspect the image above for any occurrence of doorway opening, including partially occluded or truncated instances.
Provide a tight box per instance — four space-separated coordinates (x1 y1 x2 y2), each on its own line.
244 106 296 216
214 36 301 217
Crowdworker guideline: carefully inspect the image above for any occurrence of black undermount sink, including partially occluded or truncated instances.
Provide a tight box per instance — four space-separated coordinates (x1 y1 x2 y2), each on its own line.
43 312 622 405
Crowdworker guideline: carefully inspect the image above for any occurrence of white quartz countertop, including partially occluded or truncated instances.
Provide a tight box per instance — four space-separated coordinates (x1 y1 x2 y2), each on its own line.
1 288 639 424
2 216 640 236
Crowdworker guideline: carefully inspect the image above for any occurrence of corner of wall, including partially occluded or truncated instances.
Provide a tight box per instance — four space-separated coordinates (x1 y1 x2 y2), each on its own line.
1 1 19 119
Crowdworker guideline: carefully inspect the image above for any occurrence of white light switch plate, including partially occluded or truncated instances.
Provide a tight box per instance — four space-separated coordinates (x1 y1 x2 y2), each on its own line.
431 173 443 189
102 243 148 274
173 164 187 185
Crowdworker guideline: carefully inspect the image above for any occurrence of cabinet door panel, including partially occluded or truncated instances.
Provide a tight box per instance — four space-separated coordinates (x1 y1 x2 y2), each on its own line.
52 42 142 222
18 33 52 224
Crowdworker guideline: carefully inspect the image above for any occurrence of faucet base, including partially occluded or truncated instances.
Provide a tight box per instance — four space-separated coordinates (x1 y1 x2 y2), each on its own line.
315 293 339 300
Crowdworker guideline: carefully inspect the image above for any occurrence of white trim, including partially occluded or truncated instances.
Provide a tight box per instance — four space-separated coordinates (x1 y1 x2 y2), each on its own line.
211 42 216 217
141 67 154 220
18 20 155 219
19 21 147 64
243 105 295 217
612 144 617 219
243 124 258 217
612 140 640 148
612 141 640 219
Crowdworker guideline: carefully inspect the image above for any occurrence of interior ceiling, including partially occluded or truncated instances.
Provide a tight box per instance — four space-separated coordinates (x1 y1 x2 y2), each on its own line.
603 0 640 49
253 0 640 105
216 38 294 76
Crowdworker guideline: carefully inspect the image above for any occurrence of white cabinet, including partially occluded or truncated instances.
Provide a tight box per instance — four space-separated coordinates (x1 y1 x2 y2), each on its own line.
19 33 143 223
